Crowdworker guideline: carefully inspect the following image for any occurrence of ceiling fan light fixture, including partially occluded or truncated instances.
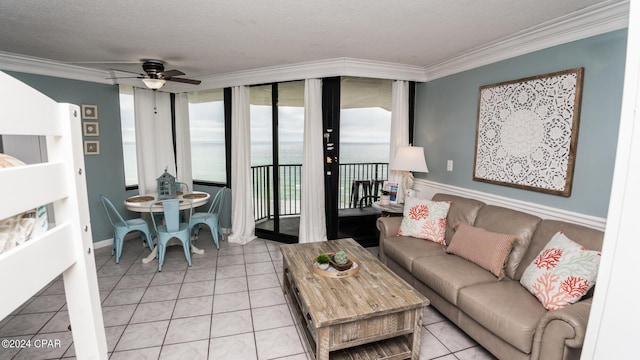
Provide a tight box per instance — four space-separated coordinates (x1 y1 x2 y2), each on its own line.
142 78 166 90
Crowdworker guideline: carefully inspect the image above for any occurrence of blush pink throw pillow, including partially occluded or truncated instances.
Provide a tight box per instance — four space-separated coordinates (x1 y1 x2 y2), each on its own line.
446 223 516 279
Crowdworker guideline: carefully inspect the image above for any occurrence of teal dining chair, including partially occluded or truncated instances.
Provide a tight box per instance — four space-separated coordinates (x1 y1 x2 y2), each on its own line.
151 199 193 272
189 187 229 249
100 195 153 264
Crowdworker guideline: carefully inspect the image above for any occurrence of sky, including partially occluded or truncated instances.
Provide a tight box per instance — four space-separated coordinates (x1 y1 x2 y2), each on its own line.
120 94 393 144
191 103 391 143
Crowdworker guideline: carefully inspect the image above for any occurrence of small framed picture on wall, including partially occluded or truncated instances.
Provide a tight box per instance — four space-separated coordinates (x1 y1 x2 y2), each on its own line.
84 140 100 155
83 121 99 136
81 104 98 119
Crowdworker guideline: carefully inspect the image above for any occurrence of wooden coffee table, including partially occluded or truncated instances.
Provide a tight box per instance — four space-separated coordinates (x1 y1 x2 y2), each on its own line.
280 238 429 360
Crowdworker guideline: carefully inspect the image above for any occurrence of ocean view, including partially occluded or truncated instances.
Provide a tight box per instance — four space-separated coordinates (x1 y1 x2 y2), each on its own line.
124 141 390 184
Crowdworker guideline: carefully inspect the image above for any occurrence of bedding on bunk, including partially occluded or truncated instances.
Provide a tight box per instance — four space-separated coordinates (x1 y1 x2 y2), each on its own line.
0 153 48 255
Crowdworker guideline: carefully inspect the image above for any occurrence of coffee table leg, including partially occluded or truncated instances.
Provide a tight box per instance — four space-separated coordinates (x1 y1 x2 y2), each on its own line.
316 327 330 360
410 307 424 359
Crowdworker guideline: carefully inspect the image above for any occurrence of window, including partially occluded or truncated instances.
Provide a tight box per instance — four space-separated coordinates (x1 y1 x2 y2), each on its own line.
187 89 226 183
119 85 138 187
338 77 392 208
340 77 392 163
249 85 273 167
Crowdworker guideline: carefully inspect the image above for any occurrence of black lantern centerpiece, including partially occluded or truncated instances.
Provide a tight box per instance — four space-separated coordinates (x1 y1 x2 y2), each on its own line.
157 168 176 200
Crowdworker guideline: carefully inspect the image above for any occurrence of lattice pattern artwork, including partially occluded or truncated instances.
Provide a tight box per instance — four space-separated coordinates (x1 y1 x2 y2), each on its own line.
473 68 584 196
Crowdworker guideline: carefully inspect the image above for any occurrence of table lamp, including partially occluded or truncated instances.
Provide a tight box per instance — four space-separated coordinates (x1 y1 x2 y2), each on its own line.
390 145 429 199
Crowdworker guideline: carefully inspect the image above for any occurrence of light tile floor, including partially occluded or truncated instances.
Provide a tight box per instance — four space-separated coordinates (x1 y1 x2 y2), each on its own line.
0 231 496 359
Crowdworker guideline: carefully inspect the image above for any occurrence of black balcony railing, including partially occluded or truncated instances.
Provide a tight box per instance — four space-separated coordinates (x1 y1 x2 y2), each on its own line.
251 162 388 222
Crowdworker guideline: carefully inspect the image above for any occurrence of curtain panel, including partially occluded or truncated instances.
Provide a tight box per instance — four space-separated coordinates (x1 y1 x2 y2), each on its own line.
133 88 176 194
174 93 193 190
299 79 327 243
228 86 257 245
389 80 410 203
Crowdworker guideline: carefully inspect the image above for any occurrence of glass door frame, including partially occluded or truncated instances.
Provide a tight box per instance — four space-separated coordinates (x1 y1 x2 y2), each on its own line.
322 78 416 240
253 82 299 244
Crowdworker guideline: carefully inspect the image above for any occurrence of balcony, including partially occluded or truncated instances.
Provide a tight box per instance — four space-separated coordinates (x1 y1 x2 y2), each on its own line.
252 162 388 242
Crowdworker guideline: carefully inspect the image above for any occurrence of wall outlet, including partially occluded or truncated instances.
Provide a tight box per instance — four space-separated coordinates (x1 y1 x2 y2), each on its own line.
447 160 453 172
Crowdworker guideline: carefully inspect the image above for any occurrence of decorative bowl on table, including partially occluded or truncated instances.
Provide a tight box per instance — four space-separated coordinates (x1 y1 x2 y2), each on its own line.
329 254 353 271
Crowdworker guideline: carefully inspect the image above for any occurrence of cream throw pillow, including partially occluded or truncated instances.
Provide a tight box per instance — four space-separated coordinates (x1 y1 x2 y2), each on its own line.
446 223 516 279
397 198 450 245
520 231 601 311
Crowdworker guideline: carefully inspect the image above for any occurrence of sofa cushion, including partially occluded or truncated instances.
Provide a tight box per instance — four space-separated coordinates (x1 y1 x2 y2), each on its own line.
398 198 450 245
520 231 601 311
473 205 541 279
383 235 445 272
432 193 485 245
515 219 604 280
457 281 547 354
446 223 516 279
412 254 498 305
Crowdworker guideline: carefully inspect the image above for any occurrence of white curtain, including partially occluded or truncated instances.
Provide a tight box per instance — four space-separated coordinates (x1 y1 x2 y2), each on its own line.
174 93 193 190
299 79 327 243
389 80 410 203
228 86 257 245
133 88 176 194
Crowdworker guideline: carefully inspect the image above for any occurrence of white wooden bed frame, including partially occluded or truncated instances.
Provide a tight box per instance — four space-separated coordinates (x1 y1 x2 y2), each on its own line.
0 71 107 358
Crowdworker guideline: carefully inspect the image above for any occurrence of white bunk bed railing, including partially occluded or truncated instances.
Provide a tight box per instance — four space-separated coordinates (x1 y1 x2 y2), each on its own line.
0 71 107 359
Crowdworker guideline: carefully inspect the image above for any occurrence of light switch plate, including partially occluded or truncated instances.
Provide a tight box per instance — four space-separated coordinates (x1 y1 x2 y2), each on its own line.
447 160 453 171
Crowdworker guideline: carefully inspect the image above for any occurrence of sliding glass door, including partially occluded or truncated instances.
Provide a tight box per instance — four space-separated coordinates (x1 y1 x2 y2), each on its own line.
251 82 304 242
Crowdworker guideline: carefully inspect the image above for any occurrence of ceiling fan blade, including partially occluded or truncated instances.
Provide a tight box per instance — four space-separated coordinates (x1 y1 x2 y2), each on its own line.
166 77 202 85
162 69 185 77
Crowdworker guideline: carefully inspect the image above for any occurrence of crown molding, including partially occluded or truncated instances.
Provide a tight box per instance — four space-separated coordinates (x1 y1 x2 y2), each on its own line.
425 1 629 81
0 51 113 84
197 58 427 89
0 1 629 89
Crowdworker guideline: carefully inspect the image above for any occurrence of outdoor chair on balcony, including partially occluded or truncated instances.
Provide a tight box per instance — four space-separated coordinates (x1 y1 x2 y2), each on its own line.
349 179 372 208
190 187 229 249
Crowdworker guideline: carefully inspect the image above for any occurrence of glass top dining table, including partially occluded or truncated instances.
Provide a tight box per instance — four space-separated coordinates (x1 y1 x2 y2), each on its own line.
124 191 211 264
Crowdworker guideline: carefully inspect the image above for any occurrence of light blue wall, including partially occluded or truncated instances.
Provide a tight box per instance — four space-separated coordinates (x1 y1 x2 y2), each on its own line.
5 71 129 242
414 29 627 218
4 71 230 242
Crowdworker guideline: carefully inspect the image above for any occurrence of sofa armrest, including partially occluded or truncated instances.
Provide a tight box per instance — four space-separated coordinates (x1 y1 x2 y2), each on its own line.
376 217 402 263
531 298 592 359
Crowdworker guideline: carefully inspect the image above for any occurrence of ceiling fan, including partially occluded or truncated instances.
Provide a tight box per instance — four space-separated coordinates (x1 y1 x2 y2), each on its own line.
110 60 202 90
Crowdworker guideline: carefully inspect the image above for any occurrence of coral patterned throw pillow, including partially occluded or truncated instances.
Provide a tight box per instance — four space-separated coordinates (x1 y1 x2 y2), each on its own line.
520 231 601 311
397 198 451 245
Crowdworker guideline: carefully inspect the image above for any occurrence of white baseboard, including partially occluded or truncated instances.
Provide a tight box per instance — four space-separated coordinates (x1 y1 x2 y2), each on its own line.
93 238 113 250
414 179 606 231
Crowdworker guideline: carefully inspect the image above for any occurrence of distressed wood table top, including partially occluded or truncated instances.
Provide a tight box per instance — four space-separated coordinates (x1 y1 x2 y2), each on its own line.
280 238 429 327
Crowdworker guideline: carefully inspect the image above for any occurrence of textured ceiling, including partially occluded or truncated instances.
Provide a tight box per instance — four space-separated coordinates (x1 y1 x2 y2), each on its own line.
0 0 625 86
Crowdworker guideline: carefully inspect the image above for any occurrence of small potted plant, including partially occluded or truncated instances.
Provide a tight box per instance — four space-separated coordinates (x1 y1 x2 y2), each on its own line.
315 253 331 270
330 250 353 271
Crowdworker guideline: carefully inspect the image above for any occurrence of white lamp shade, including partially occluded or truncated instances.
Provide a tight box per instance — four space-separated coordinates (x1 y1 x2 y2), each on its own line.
142 78 166 90
390 146 429 173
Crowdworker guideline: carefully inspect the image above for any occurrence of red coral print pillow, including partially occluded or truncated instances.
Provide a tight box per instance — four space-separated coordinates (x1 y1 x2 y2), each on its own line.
534 248 563 270
520 231 601 310
397 198 450 245
408 205 429 220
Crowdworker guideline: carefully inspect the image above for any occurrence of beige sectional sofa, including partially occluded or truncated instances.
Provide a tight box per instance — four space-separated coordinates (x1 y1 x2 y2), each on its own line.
377 193 603 360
